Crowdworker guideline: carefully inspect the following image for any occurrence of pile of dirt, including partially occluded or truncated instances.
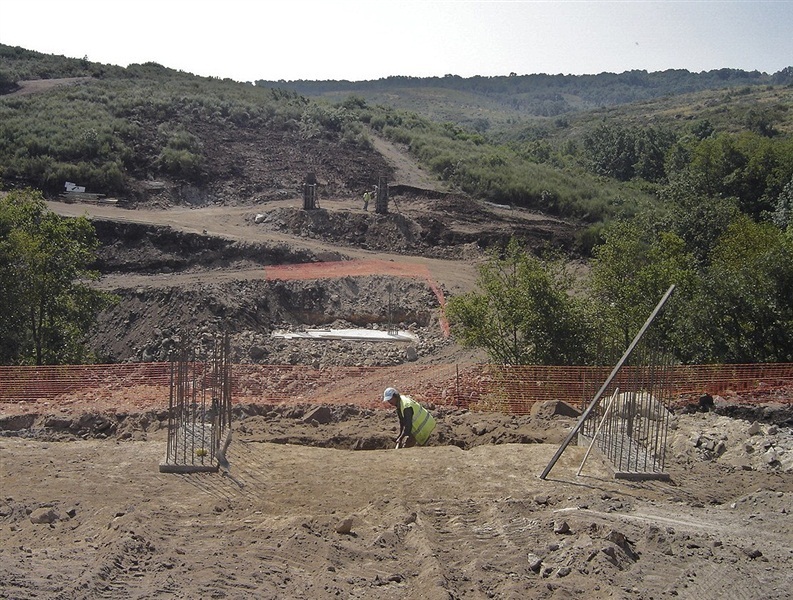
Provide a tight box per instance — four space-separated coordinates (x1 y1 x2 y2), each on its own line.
255 199 577 259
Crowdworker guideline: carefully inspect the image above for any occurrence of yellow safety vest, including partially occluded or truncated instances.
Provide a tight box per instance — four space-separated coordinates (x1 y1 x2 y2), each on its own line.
399 395 436 445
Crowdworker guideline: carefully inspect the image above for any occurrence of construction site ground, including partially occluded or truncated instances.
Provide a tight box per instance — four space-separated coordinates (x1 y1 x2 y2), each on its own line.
2 397 792 600
1 119 792 598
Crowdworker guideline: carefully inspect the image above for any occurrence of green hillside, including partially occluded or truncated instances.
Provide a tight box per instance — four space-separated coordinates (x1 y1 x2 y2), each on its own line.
3 45 793 365
2 44 792 233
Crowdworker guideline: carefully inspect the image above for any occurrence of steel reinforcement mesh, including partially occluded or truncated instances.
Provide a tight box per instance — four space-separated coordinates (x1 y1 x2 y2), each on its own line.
1 362 792 414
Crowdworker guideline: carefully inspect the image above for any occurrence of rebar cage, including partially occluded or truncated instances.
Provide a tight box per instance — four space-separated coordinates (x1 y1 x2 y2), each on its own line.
542 285 677 481
159 333 232 473
578 353 676 478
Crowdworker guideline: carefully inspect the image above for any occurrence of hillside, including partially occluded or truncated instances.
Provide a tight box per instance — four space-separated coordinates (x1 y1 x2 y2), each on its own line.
255 68 793 128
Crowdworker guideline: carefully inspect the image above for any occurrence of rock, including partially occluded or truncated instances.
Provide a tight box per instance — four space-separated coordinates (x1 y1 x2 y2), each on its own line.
335 516 354 535
601 545 619 564
471 423 489 436
748 421 762 436
527 553 543 572
553 521 570 534
248 345 268 360
29 507 60 524
303 406 332 425
531 400 581 418
606 529 638 560
698 393 714 411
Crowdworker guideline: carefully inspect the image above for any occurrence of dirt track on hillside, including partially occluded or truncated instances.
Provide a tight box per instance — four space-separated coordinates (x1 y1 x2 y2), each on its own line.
47 199 482 295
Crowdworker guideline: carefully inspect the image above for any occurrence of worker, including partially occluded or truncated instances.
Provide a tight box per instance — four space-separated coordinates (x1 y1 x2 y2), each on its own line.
363 190 371 211
383 387 436 448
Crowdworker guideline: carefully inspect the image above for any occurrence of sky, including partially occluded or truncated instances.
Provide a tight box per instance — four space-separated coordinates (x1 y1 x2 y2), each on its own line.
2 1 792 83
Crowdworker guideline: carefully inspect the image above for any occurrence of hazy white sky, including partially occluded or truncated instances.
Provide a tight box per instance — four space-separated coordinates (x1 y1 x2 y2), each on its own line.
2 1 791 82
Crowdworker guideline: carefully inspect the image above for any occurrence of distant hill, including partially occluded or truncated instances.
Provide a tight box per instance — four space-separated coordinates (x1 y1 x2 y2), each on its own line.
255 68 793 128
1 43 792 234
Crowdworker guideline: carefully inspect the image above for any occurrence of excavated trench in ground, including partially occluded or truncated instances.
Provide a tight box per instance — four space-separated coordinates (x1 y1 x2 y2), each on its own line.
91 219 323 274
88 278 447 365
0 404 563 451
87 220 448 364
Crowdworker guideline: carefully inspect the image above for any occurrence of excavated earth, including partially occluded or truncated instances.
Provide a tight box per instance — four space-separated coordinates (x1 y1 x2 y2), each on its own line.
1 121 792 599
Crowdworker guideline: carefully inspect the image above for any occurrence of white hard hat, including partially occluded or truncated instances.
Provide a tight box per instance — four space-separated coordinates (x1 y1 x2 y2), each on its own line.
383 387 398 402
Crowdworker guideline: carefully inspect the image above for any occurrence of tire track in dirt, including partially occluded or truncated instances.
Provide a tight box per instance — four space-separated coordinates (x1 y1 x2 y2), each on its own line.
415 498 541 598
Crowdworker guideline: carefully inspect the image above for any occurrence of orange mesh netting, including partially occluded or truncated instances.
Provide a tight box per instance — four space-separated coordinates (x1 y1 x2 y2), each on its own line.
1 363 791 416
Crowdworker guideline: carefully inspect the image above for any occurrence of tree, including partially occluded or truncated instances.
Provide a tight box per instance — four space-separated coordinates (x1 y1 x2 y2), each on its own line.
0 189 114 364
445 239 591 365
686 132 793 220
698 216 793 363
582 124 635 181
589 205 793 364
772 176 793 232
659 183 740 265
0 69 16 93
582 124 676 183
588 219 699 357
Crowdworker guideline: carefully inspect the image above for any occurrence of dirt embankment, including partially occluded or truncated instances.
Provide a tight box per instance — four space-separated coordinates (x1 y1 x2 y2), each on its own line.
48 180 577 366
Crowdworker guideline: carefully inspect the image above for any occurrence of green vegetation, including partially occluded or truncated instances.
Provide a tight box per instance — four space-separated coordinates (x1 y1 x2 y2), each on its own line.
450 208 793 365
0 46 361 196
0 70 322 195
2 44 792 234
256 68 793 126
0 189 115 364
3 45 793 364
445 239 592 365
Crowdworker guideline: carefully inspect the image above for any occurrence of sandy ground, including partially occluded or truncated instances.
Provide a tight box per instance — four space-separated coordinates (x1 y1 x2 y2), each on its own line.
2 398 792 600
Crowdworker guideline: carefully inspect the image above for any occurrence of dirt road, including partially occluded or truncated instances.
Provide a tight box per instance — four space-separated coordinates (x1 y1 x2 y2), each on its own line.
47 199 481 295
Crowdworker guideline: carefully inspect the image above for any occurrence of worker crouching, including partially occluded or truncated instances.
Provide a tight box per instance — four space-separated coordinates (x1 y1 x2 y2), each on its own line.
383 387 436 448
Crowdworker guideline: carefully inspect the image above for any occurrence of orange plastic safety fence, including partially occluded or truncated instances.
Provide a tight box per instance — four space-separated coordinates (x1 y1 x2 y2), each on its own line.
1 363 791 414
0 363 173 402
